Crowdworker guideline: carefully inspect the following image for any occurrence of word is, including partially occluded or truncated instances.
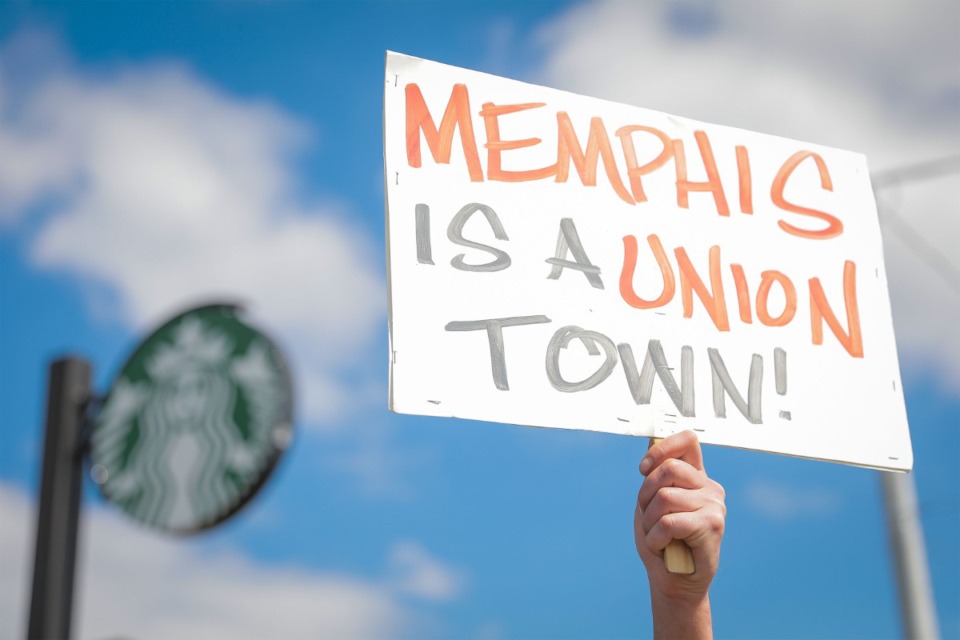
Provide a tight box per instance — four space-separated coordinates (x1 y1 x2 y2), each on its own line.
416 202 863 357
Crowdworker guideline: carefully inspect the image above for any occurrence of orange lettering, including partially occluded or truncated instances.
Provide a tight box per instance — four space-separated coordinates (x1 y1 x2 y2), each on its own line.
730 263 752 323
756 270 797 327
771 151 843 239
809 260 863 357
556 113 635 205
675 245 730 331
405 83 483 182
615 125 672 203
479 102 557 182
735 145 753 214
674 131 730 217
620 234 675 309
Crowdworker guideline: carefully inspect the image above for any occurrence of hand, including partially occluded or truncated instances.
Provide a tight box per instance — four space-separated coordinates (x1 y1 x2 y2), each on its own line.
635 431 725 638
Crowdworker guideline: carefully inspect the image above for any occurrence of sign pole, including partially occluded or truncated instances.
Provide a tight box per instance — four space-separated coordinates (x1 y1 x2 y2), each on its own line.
881 471 940 639
27 356 93 640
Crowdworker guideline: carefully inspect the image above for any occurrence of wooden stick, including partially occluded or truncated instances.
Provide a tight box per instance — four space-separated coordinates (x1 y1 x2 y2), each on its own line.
663 540 695 575
651 438 696 575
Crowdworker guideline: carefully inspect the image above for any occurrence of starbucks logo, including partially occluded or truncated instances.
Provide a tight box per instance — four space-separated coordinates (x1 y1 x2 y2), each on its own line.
91 304 293 533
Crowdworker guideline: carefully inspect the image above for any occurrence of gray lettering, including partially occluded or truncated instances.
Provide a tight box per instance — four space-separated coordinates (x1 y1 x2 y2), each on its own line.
545 218 604 289
774 347 787 396
445 316 552 390
415 203 434 265
546 326 617 392
708 348 763 424
618 340 695 417
447 203 511 272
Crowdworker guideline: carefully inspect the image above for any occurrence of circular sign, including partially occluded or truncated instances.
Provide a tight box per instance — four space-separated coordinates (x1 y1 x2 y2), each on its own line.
90 303 293 534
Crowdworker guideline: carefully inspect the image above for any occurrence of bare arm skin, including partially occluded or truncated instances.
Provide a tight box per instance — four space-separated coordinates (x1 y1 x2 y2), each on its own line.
635 431 726 640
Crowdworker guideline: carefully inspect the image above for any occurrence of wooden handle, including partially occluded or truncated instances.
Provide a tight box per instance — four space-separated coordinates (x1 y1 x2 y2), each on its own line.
663 540 695 575
651 438 696 575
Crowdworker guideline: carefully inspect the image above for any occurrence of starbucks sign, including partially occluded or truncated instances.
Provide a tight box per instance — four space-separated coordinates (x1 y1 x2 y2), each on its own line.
90 304 293 534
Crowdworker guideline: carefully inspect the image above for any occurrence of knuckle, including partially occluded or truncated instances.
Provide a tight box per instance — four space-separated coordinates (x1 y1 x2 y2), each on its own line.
657 486 677 504
660 512 681 534
717 498 728 518
660 457 684 478
658 486 686 511
643 494 665 527
706 481 727 509
712 480 726 500
706 510 726 535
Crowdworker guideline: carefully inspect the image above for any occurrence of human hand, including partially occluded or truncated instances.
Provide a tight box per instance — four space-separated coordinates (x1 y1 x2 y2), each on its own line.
635 430 726 603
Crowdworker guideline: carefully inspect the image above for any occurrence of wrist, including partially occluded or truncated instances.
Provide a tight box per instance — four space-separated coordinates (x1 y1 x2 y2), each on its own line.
648 575 713 603
649 589 712 640
650 587 710 610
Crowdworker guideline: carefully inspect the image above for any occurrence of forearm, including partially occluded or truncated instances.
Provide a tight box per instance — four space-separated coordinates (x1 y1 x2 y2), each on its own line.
637 433 723 640
650 590 712 640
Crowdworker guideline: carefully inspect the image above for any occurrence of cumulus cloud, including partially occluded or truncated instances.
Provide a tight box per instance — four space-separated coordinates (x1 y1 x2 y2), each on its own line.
0 30 385 427
0 484 463 640
533 0 960 388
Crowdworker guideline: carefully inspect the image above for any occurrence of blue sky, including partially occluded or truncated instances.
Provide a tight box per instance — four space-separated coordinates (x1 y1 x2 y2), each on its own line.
1 2 958 638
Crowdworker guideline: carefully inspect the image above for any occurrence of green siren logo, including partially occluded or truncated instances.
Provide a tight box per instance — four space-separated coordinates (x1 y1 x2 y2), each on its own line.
91 304 293 533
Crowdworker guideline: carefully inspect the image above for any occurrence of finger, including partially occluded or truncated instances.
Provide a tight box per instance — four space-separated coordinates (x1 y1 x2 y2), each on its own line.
640 430 703 476
637 457 705 512
640 486 710 534
645 507 726 554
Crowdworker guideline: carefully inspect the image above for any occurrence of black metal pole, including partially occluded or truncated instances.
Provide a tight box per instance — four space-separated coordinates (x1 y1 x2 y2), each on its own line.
27 357 92 640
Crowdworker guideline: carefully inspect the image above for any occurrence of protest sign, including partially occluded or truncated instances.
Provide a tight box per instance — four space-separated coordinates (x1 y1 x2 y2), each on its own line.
384 51 912 471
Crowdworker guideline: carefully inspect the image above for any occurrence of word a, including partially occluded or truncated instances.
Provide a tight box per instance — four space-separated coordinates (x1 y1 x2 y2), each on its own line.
417 202 863 357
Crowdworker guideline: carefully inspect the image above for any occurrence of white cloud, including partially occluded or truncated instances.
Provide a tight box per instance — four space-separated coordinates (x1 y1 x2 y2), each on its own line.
0 31 385 428
0 483 463 640
533 0 960 389
389 541 464 602
744 479 842 522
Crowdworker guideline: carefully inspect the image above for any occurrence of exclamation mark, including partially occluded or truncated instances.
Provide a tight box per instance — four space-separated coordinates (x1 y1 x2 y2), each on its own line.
775 347 791 420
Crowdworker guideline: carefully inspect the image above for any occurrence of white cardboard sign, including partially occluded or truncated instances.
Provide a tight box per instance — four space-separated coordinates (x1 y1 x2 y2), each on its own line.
384 51 912 471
